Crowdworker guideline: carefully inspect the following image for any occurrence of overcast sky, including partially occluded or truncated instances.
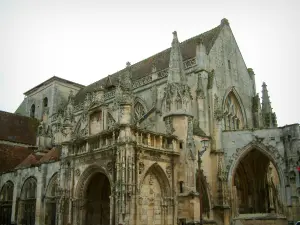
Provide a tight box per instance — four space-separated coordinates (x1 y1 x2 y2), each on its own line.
0 0 299 126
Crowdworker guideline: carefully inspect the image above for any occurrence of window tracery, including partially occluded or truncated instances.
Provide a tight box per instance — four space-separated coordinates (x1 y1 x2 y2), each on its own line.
0 181 14 225
134 102 146 121
223 92 244 130
20 177 37 225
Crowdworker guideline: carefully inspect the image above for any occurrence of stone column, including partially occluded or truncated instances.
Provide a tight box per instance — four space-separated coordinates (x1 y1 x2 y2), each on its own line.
35 167 43 225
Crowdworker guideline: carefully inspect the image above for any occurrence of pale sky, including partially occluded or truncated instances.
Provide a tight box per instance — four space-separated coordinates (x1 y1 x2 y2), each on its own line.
0 0 299 126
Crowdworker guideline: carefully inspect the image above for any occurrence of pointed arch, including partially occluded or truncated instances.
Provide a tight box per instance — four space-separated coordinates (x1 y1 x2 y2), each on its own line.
139 163 171 196
75 164 112 199
138 163 172 225
227 141 286 215
134 99 147 122
45 173 58 198
222 87 247 130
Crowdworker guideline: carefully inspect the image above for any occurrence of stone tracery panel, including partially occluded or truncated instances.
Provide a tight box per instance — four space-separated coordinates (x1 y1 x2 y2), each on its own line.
139 164 172 225
223 91 244 130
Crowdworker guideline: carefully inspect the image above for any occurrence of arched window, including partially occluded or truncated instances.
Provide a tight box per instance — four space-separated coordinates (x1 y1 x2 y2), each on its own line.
0 181 14 225
20 177 37 225
43 97 48 107
134 102 146 122
30 104 35 118
45 174 59 225
223 91 244 131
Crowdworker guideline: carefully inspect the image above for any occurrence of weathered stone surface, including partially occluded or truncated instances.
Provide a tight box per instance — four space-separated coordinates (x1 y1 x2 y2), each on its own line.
1 18 300 225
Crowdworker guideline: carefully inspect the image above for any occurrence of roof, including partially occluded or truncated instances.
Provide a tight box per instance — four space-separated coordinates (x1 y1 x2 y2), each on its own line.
39 148 60 163
74 22 224 105
24 76 85 96
0 144 33 173
0 111 40 145
15 153 43 169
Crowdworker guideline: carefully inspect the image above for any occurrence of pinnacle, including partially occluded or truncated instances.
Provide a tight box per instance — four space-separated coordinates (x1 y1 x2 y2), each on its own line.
221 18 230 26
126 62 131 67
172 31 178 39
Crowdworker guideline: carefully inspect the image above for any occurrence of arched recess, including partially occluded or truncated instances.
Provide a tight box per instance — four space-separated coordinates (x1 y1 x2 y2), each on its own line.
196 171 211 218
222 87 247 130
0 181 14 225
227 142 285 216
74 165 112 225
138 163 172 225
19 177 37 225
44 173 59 225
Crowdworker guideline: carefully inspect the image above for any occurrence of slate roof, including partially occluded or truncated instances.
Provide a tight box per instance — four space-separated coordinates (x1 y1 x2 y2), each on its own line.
0 111 40 145
0 144 33 173
74 23 223 105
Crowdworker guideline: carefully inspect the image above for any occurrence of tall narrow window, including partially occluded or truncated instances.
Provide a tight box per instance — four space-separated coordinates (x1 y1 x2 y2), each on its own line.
179 181 184 193
30 104 35 118
228 60 231 70
43 97 48 107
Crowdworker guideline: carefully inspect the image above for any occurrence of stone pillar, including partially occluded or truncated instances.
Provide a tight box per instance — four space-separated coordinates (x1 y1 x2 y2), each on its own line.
35 167 43 225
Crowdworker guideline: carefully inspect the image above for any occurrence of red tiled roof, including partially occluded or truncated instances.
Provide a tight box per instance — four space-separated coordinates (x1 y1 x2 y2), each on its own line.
0 144 33 173
0 111 39 145
39 148 60 163
15 153 43 169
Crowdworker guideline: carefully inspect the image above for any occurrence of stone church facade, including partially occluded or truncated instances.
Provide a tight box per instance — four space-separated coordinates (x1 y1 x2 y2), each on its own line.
0 18 299 225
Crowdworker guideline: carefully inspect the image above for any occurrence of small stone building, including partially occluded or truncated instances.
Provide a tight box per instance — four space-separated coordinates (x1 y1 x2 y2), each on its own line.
0 18 299 225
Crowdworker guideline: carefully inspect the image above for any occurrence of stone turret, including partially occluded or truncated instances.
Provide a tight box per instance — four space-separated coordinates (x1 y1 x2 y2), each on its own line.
163 31 200 221
261 82 277 128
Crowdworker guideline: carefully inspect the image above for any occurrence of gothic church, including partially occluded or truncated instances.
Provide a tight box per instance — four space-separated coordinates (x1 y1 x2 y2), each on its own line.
0 18 299 225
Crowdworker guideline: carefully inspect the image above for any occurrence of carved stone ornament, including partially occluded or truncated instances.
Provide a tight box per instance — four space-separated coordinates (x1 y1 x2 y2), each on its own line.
149 174 154 185
75 169 81 177
107 162 113 173
166 166 172 178
165 116 174 135
139 162 145 174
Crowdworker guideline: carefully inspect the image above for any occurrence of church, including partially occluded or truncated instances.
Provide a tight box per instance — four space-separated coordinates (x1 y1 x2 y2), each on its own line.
0 18 299 225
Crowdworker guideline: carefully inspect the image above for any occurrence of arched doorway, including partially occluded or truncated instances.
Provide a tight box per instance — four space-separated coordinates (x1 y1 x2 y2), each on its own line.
45 174 59 225
232 148 282 214
19 177 37 225
0 181 14 225
84 172 111 225
139 164 171 225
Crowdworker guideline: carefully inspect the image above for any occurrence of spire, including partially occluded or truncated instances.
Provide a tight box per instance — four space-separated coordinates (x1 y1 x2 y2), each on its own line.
261 82 276 128
261 82 272 114
168 31 186 84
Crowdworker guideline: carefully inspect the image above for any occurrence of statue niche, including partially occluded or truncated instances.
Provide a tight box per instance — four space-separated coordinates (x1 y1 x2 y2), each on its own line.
89 111 103 135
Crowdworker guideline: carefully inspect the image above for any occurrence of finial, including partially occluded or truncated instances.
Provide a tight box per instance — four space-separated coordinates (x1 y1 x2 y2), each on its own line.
262 82 267 87
221 18 229 26
126 62 131 67
172 31 178 39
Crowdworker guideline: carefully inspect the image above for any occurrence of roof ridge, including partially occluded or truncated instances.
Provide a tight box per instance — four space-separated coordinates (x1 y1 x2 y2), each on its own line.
73 23 222 105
